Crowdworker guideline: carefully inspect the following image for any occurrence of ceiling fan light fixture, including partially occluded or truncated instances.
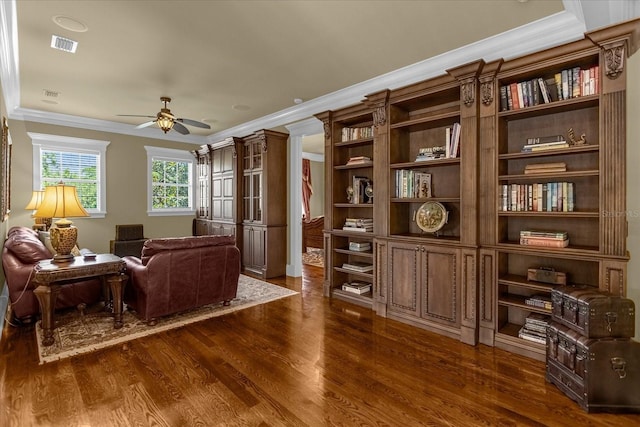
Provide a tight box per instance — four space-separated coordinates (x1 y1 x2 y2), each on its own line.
157 115 174 133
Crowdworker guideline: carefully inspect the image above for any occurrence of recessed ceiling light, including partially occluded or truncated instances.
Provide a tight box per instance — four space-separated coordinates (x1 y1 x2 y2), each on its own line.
232 104 251 111
51 35 78 53
52 15 88 32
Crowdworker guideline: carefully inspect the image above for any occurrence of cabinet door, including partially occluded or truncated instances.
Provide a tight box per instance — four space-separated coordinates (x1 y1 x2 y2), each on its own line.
243 226 266 271
421 245 460 327
387 241 421 317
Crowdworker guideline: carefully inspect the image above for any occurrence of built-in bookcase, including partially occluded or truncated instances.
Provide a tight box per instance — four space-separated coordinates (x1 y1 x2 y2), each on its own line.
316 106 376 307
478 21 638 361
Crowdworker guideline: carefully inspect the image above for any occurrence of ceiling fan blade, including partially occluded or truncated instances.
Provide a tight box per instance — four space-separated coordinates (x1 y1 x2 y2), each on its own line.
135 120 156 129
117 114 156 118
177 118 211 129
160 111 176 119
172 121 190 135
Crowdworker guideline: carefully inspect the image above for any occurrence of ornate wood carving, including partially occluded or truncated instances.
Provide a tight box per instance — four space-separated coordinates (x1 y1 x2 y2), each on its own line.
322 119 331 140
603 43 625 79
372 106 386 127
461 81 475 107
480 80 493 106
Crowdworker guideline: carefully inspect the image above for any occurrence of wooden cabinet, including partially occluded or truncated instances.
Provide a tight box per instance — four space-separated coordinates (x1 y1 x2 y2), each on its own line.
386 240 461 337
366 60 483 344
315 106 376 306
478 20 639 361
192 138 242 240
240 130 287 278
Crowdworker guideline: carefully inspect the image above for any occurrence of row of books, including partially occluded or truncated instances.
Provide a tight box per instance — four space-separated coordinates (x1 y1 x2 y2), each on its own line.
341 262 373 273
341 281 372 295
500 65 599 112
519 230 569 248
518 313 550 345
346 156 372 166
498 182 575 212
395 170 432 199
342 217 373 233
341 126 373 142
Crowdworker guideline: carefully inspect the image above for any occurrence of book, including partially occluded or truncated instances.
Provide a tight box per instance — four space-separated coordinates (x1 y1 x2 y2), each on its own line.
524 162 567 174
449 122 461 158
349 242 371 251
520 236 569 247
521 143 569 152
520 230 568 239
343 226 373 233
342 282 372 294
342 262 374 272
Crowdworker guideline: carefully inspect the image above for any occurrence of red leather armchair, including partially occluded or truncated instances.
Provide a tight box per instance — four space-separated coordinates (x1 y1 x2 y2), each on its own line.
2 226 102 324
123 235 241 323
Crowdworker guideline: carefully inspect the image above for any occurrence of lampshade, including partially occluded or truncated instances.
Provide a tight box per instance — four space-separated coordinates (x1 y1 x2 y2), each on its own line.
157 115 174 133
34 183 89 263
25 190 52 231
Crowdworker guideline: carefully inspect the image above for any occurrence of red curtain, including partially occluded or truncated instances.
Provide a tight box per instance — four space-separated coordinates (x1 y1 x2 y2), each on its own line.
302 158 313 221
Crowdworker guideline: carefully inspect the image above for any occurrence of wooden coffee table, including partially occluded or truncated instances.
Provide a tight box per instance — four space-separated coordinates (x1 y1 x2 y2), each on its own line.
33 254 128 346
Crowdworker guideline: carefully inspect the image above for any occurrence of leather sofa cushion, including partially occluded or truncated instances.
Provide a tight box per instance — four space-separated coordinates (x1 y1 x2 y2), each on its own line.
141 235 235 262
4 227 51 264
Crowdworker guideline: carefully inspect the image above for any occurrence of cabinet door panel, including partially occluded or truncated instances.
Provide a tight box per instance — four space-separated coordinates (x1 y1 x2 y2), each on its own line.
422 246 459 326
388 242 420 317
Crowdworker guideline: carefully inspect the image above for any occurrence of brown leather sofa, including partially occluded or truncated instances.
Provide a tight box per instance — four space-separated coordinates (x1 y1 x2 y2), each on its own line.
123 235 241 323
1 226 102 324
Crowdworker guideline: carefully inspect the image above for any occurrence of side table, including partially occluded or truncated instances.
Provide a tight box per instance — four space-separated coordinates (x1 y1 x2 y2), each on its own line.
33 253 128 346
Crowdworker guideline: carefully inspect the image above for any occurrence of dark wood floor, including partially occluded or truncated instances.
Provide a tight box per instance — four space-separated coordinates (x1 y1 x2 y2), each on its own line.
1 264 639 426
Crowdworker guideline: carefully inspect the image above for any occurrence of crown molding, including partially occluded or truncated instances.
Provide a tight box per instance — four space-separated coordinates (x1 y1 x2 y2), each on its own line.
13 107 207 144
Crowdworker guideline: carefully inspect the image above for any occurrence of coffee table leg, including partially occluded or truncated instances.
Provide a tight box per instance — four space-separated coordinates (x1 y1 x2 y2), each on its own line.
33 284 61 346
108 273 128 329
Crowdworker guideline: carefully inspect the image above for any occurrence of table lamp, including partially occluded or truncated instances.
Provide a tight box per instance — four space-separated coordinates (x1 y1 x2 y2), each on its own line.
25 190 52 231
34 182 89 263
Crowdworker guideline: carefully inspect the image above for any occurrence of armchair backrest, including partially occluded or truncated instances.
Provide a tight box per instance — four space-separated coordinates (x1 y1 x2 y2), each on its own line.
140 235 236 265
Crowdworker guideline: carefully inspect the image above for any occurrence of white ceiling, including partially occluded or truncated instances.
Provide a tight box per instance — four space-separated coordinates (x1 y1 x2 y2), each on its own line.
2 1 639 151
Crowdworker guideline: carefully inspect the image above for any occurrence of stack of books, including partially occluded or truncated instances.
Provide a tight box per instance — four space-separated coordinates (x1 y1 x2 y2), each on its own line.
343 218 373 233
395 170 431 198
349 241 371 252
524 162 567 175
521 135 569 153
415 146 446 161
518 313 550 345
525 294 553 310
341 281 372 295
519 230 569 248
346 156 372 166
342 262 374 273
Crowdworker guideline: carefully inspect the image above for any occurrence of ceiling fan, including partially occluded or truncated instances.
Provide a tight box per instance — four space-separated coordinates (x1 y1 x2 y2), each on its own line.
118 96 211 135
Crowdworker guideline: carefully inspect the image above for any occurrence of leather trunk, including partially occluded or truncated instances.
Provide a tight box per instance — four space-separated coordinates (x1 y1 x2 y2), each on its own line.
546 322 640 413
551 286 635 338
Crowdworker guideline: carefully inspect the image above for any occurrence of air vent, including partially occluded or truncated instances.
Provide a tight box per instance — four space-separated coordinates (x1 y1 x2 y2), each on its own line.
50 35 78 53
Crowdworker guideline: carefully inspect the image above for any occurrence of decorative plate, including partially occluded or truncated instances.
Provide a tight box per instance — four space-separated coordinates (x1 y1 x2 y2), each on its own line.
415 201 448 233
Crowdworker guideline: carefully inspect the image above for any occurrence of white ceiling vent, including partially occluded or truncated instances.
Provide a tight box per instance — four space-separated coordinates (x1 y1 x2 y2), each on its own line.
43 89 59 98
51 35 78 53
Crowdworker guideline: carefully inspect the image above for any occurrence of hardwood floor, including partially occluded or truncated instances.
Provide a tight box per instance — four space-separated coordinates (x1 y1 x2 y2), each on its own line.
1 264 638 426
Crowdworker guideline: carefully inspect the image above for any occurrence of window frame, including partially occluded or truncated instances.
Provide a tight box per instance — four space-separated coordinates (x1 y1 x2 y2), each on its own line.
145 146 196 216
29 132 109 218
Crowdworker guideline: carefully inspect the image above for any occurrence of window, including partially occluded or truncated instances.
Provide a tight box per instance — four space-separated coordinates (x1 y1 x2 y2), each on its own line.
145 146 195 216
30 133 109 218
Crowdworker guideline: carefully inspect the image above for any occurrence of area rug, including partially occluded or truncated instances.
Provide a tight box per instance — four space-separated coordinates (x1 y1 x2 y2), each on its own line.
35 275 298 364
302 247 324 268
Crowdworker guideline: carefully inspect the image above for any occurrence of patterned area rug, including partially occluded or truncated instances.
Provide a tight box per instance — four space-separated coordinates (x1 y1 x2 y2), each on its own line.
302 247 324 267
36 275 298 364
